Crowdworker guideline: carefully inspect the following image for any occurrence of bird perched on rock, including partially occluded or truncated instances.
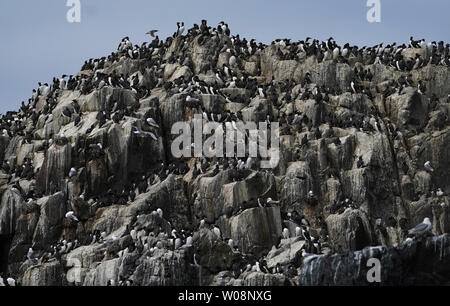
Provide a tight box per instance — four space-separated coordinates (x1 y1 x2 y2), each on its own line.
156 208 163 219
213 225 221 239
69 167 77 178
130 229 137 241
65 211 79 222
408 218 432 237
295 227 302 237
27 247 38 265
6 277 16 286
282 228 290 239
267 198 280 205
146 117 159 128
228 239 234 249
424 161 434 172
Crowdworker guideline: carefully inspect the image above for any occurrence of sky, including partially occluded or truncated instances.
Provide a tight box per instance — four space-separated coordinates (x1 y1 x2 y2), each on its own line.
0 0 449 114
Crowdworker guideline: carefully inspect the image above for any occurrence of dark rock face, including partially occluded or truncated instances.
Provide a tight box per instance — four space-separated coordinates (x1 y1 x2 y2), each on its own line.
0 22 449 286
300 235 450 286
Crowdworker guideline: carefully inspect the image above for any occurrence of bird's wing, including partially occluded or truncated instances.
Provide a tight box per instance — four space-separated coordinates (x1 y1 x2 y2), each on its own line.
146 30 158 37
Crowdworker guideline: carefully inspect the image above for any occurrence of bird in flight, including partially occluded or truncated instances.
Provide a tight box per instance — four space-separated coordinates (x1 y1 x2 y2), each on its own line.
146 30 159 37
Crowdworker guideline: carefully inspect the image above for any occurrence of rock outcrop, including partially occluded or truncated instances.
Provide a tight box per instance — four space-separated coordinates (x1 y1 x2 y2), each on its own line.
0 21 449 286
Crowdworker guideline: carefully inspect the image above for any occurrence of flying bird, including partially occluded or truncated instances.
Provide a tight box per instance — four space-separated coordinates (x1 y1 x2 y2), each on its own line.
146 30 159 37
133 125 158 141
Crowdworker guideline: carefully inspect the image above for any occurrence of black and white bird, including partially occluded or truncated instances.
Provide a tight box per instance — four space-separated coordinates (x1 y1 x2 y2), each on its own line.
301 226 311 241
177 22 185 36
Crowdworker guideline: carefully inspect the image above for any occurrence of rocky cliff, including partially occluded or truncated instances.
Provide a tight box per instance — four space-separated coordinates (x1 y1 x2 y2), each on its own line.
0 21 449 286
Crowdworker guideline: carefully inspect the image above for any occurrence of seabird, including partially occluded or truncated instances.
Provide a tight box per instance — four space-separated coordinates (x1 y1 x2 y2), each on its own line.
156 241 164 249
267 198 280 205
213 225 221 239
27 247 38 264
177 22 185 36
282 228 290 239
130 229 137 241
408 218 432 237
69 167 77 178
301 226 311 241
351 81 357 93
424 161 434 172
174 236 182 250
27 198 36 206
6 277 16 287
404 237 414 246
228 239 234 249
258 87 265 98
65 211 79 222
157 208 163 219
133 125 158 141
146 30 159 37
295 227 302 237
186 95 200 103
146 117 159 128
376 218 382 227
185 236 193 247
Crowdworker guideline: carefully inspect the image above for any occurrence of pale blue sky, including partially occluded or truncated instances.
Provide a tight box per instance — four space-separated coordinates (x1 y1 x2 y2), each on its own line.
0 0 449 114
